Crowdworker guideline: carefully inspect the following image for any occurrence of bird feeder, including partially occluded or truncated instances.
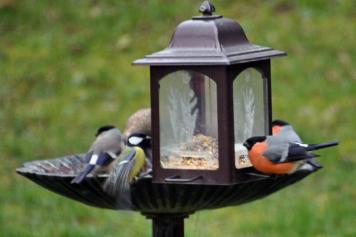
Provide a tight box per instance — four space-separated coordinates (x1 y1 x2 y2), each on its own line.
16 2 321 237
134 1 286 185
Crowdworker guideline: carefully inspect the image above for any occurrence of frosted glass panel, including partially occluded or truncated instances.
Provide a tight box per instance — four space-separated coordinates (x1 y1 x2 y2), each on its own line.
233 68 266 169
159 71 218 170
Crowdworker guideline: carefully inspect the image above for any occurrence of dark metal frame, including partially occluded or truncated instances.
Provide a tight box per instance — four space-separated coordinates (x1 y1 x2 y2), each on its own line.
134 1 285 186
150 59 272 185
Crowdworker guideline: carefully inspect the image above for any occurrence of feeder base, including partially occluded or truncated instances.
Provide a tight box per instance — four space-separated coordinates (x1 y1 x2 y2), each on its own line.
145 213 189 237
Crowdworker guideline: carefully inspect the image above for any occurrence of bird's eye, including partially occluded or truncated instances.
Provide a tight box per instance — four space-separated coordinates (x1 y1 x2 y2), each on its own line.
128 136 143 145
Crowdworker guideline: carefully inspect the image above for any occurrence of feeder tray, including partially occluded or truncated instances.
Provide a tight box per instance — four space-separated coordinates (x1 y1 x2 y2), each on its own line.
16 154 318 213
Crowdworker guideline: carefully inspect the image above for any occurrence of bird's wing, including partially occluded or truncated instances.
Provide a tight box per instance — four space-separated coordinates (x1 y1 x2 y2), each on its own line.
264 136 290 163
96 152 115 166
103 149 136 198
83 151 94 163
278 143 317 163
277 126 302 143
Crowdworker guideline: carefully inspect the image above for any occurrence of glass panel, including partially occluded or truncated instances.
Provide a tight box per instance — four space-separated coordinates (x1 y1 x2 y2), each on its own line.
233 68 266 169
159 71 218 170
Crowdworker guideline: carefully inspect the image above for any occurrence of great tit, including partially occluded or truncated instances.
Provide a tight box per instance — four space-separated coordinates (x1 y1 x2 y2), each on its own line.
102 145 146 203
127 132 152 160
103 131 152 200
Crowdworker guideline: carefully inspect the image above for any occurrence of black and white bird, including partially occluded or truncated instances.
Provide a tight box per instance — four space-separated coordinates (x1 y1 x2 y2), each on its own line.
127 132 152 159
123 108 152 162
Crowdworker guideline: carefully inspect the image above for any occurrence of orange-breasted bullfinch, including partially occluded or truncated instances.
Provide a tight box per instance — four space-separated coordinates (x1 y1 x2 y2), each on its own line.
71 125 125 184
272 119 325 169
243 123 338 174
271 119 294 136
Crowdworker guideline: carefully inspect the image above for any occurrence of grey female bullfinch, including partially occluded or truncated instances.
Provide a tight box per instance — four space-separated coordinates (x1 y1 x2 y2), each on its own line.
71 125 125 184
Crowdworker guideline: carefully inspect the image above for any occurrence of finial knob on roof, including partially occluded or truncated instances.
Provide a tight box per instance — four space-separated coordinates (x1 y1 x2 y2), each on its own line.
199 1 215 16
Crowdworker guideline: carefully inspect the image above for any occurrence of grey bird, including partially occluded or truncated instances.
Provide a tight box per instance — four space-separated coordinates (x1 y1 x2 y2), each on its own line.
271 120 323 169
71 125 125 184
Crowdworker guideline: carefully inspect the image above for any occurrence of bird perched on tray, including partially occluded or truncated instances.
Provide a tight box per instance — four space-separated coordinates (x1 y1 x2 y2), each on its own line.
271 119 322 170
272 119 298 136
71 125 125 184
103 134 148 203
127 132 152 159
243 120 338 174
123 108 152 161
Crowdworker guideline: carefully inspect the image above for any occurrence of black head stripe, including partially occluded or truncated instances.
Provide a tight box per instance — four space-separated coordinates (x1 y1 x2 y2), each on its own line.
95 125 116 137
243 136 267 150
271 119 290 127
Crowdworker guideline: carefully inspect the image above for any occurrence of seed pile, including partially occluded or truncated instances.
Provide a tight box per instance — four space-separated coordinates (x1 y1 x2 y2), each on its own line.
161 134 219 170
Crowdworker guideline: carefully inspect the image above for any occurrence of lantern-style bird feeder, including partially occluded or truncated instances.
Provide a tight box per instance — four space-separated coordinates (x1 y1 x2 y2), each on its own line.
16 2 321 237
134 1 286 185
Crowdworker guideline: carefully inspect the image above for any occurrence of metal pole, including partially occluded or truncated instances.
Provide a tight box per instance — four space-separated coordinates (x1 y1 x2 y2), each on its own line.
145 214 188 237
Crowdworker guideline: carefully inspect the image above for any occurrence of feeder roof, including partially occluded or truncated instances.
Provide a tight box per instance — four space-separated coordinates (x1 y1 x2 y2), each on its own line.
134 2 286 66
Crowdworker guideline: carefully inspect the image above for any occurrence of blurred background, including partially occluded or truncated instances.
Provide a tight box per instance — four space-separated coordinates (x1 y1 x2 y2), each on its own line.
0 0 355 236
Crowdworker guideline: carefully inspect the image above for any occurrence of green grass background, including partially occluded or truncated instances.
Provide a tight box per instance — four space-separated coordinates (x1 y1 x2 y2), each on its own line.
0 0 355 236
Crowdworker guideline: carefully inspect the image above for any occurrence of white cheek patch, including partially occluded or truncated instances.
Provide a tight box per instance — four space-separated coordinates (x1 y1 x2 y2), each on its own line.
129 136 143 145
89 154 99 165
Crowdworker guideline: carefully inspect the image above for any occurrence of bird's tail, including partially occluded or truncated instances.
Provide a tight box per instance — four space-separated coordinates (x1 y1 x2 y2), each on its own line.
102 149 136 209
306 141 339 151
71 165 95 184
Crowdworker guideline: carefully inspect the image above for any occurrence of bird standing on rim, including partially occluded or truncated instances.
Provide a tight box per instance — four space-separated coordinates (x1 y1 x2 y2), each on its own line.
243 120 338 174
102 134 148 208
71 125 125 184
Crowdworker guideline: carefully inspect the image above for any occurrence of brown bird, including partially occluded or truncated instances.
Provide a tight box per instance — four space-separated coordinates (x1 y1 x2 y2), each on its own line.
123 108 151 140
